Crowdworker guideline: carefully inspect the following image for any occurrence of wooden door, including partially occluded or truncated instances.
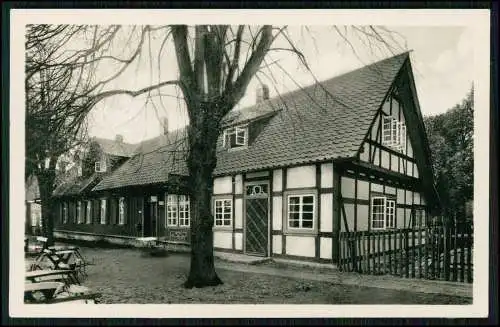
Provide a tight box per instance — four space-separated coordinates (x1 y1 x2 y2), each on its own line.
245 182 270 257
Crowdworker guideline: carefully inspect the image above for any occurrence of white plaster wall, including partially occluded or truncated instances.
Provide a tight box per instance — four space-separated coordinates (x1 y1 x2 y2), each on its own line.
371 183 383 193
390 156 398 172
320 193 333 232
234 232 243 250
397 188 405 204
341 176 355 198
272 235 282 254
272 169 283 192
234 174 243 194
234 198 243 229
406 190 413 205
407 142 413 158
413 164 419 178
287 165 316 189
357 180 369 200
373 148 380 166
320 237 332 259
386 186 396 195
213 231 232 249
397 208 405 228
286 235 315 257
357 204 369 231
342 203 355 232
381 150 390 170
405 208 412 226
213 176 232 194
414 192 421 205
321 163 333 188
359 143 369 162
272 196 282 231
382 99 391 116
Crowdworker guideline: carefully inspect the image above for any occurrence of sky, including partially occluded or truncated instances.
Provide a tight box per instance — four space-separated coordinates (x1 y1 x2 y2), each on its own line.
86 25 474 145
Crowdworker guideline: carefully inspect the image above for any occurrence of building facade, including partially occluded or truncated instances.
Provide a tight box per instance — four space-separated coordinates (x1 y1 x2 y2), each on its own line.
52 52 440 264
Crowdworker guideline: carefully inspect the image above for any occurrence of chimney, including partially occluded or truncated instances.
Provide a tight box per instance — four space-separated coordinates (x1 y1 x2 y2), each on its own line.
115 134 124 143
256 84 270 103
161 117 169 135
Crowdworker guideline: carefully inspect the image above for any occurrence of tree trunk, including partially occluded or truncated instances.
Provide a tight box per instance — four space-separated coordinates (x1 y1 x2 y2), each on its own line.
183 102 224 289
38 172 56 247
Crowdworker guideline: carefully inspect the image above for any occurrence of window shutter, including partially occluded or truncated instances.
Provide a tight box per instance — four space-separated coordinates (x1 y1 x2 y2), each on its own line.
110 198 117 225
93 199 100 224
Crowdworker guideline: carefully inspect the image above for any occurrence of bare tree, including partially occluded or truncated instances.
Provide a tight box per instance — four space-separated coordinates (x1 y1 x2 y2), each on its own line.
25 24 404 287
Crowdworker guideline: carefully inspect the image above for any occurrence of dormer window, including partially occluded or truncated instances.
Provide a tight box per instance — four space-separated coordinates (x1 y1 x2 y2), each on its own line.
95 160 106 172
223 125 248 149
382 116 406 151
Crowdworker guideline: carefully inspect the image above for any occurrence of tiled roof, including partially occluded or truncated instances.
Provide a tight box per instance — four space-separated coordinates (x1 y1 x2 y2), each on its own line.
93 137 137 157
93 51 409 190
53 173 101 197
213 51 409 175
92 128 189 191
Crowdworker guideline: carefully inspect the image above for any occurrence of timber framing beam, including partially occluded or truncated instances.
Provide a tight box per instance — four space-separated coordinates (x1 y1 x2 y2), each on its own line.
336 160 422 192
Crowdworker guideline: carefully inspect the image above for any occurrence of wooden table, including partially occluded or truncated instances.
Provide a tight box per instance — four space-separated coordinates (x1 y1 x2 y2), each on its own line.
25 269 81 285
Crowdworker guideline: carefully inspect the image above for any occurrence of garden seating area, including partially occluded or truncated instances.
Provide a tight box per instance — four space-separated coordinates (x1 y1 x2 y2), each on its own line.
24 236 101 304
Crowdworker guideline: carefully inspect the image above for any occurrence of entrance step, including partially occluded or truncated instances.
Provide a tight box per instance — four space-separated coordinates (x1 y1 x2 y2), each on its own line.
214 252 271 265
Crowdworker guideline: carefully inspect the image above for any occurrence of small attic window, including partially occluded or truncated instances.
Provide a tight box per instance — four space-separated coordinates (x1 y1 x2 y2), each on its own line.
382 116 406 151
95 160 106 173
223 125 248 149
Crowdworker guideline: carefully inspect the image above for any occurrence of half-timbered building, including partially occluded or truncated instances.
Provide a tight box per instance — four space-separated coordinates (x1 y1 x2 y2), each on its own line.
52 51 440 264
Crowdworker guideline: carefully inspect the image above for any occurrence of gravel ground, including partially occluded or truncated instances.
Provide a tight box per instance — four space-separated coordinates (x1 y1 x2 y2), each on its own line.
26 245 472 305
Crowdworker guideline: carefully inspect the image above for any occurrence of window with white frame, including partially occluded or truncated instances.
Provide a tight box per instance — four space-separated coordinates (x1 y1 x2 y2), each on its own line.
223 125 248 149
118 197 126 225
77 201 83 224
371 196 396 230
100 199 107 224
178 195 190 227
382 116 406 151
86 201 92 224
166 194 178 227
95 160 106 172
165 194 191 227
287 194 315 230
62 202 68 224
214 198 232 227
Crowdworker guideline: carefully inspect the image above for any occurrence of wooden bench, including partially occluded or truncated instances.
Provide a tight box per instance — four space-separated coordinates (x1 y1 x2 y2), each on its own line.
25 269 81 285
24 281 101 304
24 281 64 303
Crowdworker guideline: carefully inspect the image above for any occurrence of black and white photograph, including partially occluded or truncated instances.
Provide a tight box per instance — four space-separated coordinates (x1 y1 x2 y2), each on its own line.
8 8 490 319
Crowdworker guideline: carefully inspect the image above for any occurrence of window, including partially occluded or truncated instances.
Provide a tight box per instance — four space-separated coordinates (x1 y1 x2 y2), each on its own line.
100 199 107 224
77 201 83 224
77 164 83 177
166 194 178 227
371 196 396 230
178 195 190 227
287 194 315 230
214 199 232 227
166 194 190 227
118 197 126 225
412 207 426 228
95 160 106 172
62 202 68 224
223 126 248 149
382 116 406 151
86 201 92 224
